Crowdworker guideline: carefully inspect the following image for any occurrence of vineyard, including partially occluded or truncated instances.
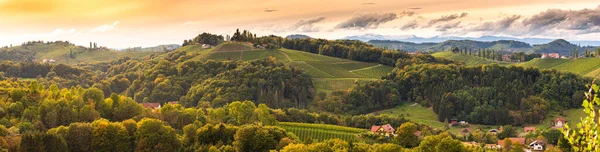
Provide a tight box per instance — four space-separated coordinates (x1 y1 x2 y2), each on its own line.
278 122 367 142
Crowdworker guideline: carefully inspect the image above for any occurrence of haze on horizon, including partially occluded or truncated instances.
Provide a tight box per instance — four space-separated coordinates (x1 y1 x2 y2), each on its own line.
0 0 599 48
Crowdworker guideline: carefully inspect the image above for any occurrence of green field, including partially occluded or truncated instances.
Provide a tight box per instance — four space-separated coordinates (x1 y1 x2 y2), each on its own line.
432 51 512 66
176 43 395 92
518 58 600 78
277 122 366 142
373 103 446 130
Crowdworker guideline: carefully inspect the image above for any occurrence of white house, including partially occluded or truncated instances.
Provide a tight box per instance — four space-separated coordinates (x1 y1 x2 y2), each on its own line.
529 140 544 151
202 44 211 49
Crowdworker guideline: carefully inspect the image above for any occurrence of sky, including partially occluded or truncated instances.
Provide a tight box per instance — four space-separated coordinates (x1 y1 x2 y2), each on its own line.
0 0 599 48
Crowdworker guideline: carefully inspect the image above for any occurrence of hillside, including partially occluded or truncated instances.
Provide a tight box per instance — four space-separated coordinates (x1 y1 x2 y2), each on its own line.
425 40 531 52
285 34 311 39
368 40 436 52
2 42 162 64
431 51 512 66
173 42 395 92
519 58 600 77
530 39 580 56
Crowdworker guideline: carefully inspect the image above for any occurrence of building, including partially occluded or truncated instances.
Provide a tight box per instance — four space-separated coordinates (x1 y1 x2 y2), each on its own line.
371 124 395 137
449 119 459 126
202 44 212 49
141 103 161 111
529 140 544 151
554 118 566 128
489 129 500 135
524 127 536 133
541 53 560 59
502 54 512 61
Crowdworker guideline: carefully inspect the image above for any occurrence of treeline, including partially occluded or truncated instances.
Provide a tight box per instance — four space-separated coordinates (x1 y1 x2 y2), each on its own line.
182 32 224 46
317 63 589 125
92 52 314 109
281 38 455 66
0 49 35 62
0 61 93 87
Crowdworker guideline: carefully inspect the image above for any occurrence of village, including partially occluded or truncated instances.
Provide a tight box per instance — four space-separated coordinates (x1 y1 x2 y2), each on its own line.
370 117 567 151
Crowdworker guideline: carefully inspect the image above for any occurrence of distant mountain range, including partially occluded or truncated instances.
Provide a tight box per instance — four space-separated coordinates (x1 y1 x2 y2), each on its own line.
342 34 600 46
368 39 598 56
120 44 181 52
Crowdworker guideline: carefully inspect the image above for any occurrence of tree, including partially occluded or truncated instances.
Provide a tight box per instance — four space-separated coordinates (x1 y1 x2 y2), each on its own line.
395 122 419 148
435 137 466 152
135 118 180 152
91 119 132 152
233 125 288 152
562 82 600 151
66 123 94 152
502 138 512 152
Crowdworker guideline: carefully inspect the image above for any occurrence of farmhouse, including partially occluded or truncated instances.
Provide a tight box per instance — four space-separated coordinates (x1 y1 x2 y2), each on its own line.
529 140 544 151
371 124 395 137
502 54 511 61
524 127 536 133
488 129 499 135
554 117 566 128
541 53 560 59
202 44 212 49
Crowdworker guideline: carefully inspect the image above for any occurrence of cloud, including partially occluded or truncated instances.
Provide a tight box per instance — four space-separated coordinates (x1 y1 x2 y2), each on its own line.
435 22 462 31
519 6 600 34
291 17 326 32
24 28 76 37
91 21 119 32
473 15 521 31
264 9 277 12
428 13 468 26
335 12 397 29
398 11 417 18
408 7 421 10
362 3 375 5
399 20 419 30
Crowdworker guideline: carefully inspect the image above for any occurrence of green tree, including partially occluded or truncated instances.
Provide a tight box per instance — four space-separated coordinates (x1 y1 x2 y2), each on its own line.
395 122 420 148
562 83 600 151
135 118 180 152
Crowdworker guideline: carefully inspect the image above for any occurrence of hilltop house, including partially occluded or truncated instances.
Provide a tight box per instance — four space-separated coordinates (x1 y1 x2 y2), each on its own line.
202 44 212 49
371 124 395 137
529 140 545 151
541 53 560 59
554 118 566 128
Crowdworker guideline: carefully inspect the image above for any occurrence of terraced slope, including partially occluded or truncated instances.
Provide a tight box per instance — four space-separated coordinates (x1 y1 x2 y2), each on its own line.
432 51 512 66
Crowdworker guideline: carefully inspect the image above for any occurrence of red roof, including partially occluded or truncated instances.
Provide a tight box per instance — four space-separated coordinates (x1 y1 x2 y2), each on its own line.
141 103 161 109
548 53 560 58
371 124 395 133
381 124 395 133
524 127 536 133
498 138 526 145
371 125 381 133
555 117 566 123
414 131 421 136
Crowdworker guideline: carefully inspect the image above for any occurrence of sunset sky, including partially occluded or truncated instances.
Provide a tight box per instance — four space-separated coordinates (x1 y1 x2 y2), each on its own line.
0 0 599 48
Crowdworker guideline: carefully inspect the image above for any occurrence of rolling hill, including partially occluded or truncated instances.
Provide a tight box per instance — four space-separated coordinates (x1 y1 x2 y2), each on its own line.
518 58 600 78
425 40 532 52
368 40 436 52
173 42 395 92
529 39 580 56
431 51 512 66
2 42 163 64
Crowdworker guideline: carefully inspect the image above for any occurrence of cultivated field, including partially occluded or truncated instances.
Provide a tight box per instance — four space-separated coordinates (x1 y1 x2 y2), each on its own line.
277 122 366 142
432 51 512 66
